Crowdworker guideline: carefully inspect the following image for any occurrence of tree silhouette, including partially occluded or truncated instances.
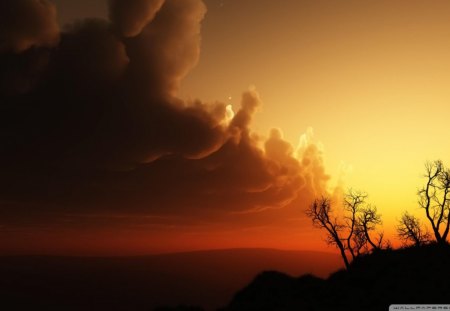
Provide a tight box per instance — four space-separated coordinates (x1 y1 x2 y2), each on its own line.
343 190 366 260
306 190 386 269
352 224 368 256
358 205 384 250
307 197 350 269
418 160 450 244
397 211 431 247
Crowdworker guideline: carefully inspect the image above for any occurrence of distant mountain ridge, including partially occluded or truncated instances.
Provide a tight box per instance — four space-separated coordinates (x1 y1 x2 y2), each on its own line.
0 248 342 310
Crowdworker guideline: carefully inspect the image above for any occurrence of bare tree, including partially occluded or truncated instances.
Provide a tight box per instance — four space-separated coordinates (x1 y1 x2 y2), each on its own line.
352 225 368 256
418 160 450 244
358 205 383 250
343 190 367 260
306 197 350 269
397 211 430 247
306 190 387 269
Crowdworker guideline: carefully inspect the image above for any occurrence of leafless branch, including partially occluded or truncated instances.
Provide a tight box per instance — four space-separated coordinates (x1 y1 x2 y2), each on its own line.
397 211 431 247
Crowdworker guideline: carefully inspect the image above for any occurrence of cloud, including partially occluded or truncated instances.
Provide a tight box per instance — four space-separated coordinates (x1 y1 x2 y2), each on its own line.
0 0 330 231
109 0 165 37
0 0 59 52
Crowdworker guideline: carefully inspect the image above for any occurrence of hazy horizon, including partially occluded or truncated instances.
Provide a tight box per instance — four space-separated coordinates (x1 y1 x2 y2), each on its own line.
1 0 449 256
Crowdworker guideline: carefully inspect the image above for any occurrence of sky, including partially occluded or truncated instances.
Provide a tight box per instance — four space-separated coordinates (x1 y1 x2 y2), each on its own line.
1 0 450 255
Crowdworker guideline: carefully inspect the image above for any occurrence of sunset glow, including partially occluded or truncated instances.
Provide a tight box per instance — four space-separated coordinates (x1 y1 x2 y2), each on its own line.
2 0 450 256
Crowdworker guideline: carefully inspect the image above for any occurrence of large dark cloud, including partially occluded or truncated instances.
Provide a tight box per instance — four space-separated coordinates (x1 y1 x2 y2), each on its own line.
0 0 59 52
0 0 330 230
109 0 165 37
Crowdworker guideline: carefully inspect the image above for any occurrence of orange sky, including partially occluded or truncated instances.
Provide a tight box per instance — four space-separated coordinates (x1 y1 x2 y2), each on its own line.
180 0 450 245
2 0 450 255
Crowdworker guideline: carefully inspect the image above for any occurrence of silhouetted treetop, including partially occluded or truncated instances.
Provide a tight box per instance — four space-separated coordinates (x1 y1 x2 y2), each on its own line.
306 189 387 269
417 160 450 244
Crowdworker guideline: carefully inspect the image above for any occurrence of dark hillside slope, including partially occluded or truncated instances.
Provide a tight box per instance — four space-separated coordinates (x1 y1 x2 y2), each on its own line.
223 244 450 311
0 248 341 310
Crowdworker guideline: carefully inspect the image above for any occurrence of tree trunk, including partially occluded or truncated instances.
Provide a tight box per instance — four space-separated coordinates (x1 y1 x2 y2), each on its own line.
434 229 443 244
336 240 350 269
437 235 448 246
363 224 379 251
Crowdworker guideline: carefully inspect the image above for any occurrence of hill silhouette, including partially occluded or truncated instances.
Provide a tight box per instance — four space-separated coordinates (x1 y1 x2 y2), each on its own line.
0 248 341 310
221 244 450 311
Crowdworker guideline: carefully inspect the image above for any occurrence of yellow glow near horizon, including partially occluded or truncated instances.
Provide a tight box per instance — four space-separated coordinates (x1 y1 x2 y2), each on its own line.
180 0 450 243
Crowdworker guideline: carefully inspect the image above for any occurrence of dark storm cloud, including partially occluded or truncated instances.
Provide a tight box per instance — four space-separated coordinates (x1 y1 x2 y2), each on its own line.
0 0 59 52
0 0 329 226
109 0 165 37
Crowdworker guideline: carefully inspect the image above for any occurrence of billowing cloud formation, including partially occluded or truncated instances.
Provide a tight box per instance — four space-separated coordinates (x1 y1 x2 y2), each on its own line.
0 0 59 52
0 0 329 230
109 0 165 37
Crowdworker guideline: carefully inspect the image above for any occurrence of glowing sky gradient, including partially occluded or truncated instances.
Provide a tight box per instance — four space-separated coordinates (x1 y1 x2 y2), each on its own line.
2 0 450 254
181 0 450 238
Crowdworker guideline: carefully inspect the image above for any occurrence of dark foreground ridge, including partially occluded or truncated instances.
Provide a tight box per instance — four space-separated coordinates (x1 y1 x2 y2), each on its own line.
220 244 450 311
0 248 340 310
